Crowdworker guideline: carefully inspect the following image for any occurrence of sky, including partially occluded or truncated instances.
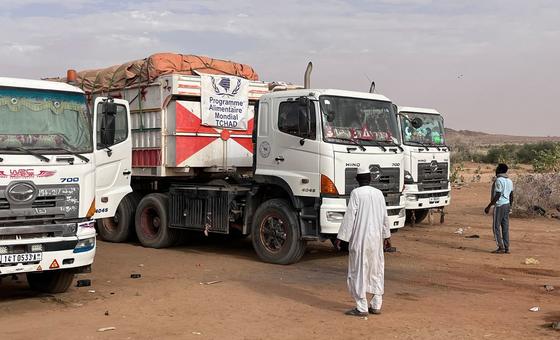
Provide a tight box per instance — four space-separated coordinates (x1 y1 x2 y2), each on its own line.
1 0 559 136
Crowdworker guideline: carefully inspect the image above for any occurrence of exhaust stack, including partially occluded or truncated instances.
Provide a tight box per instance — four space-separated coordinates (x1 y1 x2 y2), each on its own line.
369 81 376 93
304 62 313 89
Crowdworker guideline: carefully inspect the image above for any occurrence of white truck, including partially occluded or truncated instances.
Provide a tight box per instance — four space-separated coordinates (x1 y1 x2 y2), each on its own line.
397 106 451 225
0 76 131 292
71 56 405 264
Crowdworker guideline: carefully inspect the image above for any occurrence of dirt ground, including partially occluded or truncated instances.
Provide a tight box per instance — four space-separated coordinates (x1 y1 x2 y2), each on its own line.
1 173 559 339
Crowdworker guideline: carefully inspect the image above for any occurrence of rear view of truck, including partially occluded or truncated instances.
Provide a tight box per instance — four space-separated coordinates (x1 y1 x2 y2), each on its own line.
397 106 451 224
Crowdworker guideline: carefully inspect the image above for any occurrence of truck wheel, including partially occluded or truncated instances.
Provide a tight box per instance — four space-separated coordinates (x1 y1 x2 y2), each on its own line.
97 193 140 242
406 209 429 224
251 199 306 265
135 193 179 248
26 270 75 293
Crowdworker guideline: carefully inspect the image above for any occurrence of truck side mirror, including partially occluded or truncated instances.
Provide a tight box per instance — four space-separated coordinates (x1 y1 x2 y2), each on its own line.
100 101 117 146
298 96 309 106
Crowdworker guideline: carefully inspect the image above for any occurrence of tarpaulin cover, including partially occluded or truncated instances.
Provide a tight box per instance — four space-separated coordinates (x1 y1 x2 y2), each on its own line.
58 53 259 94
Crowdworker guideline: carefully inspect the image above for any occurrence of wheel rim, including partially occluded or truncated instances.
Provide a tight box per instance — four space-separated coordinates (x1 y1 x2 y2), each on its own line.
259 212 288 253
102 208 121 232
140 206 161 239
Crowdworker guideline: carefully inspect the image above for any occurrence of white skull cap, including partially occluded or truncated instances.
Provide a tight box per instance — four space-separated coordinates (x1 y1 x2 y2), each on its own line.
357 165 370 175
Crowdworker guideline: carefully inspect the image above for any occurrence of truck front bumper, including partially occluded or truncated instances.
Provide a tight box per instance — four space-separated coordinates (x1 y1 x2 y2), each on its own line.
404 188 451 210
319 198 406 234
387 207 406 230
0 221 96 276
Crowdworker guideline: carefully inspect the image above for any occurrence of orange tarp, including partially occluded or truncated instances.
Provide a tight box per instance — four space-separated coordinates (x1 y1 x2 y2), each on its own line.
61 53 259 93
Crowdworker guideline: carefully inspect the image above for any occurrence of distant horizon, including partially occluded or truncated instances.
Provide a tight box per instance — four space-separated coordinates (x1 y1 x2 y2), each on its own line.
444 126 560 139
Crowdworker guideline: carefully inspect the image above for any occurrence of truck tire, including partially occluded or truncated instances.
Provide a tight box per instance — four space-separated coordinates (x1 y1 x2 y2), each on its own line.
97 193 140 242
406 209 429 225
26 270 75 293
135 193 179 248
251 199 306 265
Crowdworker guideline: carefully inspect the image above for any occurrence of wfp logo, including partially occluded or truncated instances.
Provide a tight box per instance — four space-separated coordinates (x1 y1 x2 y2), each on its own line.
211 76 241 97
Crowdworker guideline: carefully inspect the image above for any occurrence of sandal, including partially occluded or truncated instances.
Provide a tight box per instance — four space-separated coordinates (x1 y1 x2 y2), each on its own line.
368 307 382 315
344 308 368 317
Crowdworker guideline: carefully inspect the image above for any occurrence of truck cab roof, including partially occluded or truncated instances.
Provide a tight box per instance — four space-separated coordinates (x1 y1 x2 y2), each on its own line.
0 77 84 94
398 106 441 116
264 88 392 103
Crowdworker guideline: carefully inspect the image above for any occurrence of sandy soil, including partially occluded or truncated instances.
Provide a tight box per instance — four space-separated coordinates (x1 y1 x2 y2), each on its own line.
1 177 559 339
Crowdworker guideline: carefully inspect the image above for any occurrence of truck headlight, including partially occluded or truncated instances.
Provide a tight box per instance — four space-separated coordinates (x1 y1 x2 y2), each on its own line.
0 246 8 255
73 237 95 253
326 211 345 222
404 170 414 184
398 209 406 218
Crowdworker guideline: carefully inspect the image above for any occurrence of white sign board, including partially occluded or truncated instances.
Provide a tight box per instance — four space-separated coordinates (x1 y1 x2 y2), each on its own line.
201 74 249 130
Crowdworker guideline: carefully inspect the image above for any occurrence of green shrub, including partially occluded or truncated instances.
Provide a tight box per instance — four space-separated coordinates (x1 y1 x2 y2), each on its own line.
484 144 519 164
450 143 485 163
532 144 560 173
517 142 559 164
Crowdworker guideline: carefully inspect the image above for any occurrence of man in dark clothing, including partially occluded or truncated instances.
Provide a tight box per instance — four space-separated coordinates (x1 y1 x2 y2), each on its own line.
484 163 514 254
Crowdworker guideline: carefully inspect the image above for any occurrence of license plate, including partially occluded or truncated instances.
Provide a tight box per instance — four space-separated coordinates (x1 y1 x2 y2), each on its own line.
429 197 440 204
0 252 42 264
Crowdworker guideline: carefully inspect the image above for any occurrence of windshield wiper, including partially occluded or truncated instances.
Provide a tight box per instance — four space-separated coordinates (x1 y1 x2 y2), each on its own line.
330 137 366 151
0 146 50 162
56 140 91 163
380 140 404 152
426 143 442 151
405 141 430 151
356 138 387 152
50 147 90 163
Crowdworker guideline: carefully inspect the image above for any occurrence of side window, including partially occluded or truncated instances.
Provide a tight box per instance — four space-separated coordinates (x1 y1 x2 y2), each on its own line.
96 103 128 149
278 101 316 139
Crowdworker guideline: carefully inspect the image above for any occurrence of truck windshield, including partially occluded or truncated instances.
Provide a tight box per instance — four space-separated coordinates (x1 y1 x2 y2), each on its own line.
0 87 92 153
400 112 445 146
320 95 399 145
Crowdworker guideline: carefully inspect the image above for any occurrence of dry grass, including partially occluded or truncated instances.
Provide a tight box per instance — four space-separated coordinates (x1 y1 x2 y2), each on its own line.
513 173 560 217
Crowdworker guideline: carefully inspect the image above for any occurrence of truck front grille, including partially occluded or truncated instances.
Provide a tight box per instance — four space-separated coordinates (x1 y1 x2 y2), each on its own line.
0 184 79 225
417 162 449 191
345 167 401 206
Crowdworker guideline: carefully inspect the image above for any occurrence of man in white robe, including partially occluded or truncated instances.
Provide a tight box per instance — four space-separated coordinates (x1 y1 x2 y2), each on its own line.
336 165 391 316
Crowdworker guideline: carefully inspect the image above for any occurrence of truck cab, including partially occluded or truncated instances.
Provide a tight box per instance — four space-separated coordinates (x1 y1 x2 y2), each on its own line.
0 77 131 293
255 89 405 239
397 106 450 224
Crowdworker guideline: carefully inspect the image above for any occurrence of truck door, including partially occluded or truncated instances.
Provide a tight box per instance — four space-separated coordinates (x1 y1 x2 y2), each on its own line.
256 97 320 197
93 97 132 218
